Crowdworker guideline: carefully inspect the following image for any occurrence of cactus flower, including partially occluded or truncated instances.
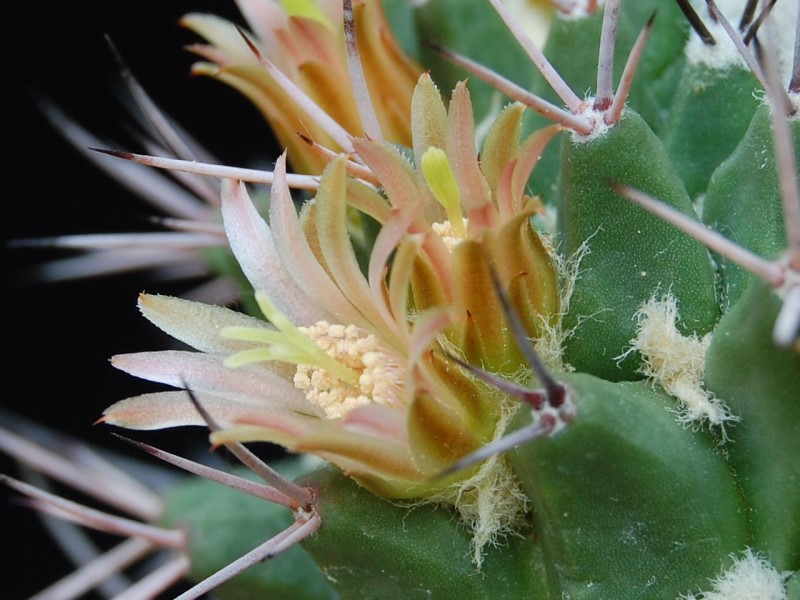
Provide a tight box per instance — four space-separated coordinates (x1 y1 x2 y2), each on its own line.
102 68 564 563
183 0 421 173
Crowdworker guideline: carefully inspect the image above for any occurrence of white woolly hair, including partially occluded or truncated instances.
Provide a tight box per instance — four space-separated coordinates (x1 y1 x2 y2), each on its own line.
680 548 791 600
620 294 738 435
685 0 799 76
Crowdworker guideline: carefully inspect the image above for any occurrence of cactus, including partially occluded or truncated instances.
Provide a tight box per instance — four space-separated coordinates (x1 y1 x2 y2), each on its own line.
4 0 800 598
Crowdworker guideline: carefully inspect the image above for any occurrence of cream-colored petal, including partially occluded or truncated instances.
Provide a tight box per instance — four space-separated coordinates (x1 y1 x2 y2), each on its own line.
182 13 259 65
217 418 423 489
138 293 276 355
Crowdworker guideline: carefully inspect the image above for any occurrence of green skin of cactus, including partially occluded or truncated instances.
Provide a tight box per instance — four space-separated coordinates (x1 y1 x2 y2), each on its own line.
702 104 800 308
660 63 761 201
557 109 719 381
159 4 800 598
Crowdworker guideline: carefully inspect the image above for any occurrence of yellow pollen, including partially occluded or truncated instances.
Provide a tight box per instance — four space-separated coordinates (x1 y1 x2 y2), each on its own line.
294 321 404 419
432 219 470 251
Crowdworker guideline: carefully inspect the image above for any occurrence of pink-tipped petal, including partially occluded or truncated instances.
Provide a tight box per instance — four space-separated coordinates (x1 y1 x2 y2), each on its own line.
101 391 293 430
221 179 329 325
368 203 422 335
509 125 562 214
313 159 402 344
110 351 306 410
446 83 493 213
408 308 452 368
352 138 421 208
342 404 408 445
269 153 367 326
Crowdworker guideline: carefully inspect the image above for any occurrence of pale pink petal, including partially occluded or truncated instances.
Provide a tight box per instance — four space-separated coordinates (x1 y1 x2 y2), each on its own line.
352 139 421 209
217 412 317 443
446 83 492 213
101 391 290 430
269 154 366 326
234 0 285 50
509 125 562 214
342 404 408 445
408 308 452 367
387 236 423 337
221 179 329 325
367 202 421 336
110 351 309 412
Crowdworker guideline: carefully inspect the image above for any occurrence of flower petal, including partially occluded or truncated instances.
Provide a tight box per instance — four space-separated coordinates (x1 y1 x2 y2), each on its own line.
410 73 448 178
480 103 525 195
312 158 401 344
138 293 273 355
221 178 328 325
111 351 308 412
101 391 279 430
446 82 492 215
342 404 408 445
216 416 424 495
269 153 367 327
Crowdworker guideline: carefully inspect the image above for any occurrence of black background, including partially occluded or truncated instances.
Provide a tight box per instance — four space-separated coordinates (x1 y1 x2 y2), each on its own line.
3 3 284 597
